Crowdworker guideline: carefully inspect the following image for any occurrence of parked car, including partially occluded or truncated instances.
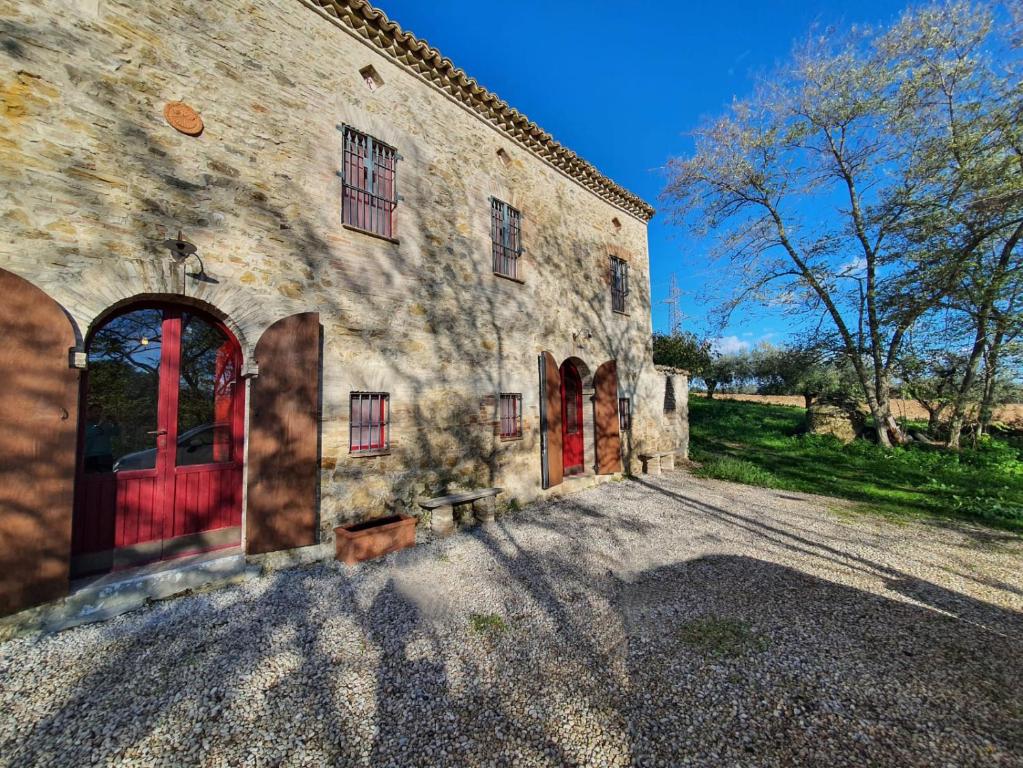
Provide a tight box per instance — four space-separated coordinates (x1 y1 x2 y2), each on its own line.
113 423 229 471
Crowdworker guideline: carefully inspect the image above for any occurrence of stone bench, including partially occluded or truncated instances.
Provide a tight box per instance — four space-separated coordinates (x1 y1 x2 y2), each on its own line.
637 451 677 475
419 488 502 536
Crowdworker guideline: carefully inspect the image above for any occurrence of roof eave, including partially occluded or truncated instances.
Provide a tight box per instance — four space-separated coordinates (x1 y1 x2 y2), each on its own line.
305 0 656 222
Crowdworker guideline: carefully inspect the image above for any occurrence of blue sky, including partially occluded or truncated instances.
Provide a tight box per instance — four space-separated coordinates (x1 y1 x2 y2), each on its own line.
372 0 906 350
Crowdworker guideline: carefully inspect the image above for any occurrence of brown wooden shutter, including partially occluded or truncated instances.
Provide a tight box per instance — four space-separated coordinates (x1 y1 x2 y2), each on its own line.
0 269 78 615
594 360 622 474
246 313 322 554
542 351 563 487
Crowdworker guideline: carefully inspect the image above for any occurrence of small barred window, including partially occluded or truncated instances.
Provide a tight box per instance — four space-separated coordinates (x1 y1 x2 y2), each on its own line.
499 393 523 439
350 392 389 452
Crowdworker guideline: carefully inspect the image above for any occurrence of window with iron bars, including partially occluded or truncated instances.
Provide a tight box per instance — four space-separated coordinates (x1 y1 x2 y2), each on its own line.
342 126 398 240
610 256 629 313
350 392 389 453
490 198 522 279
499 393 523 439
619 397 632 432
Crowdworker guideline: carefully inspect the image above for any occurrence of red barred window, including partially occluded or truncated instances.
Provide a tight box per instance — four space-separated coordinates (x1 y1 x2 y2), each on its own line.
342 126 398 239
499 393 522 439
350 392 389 452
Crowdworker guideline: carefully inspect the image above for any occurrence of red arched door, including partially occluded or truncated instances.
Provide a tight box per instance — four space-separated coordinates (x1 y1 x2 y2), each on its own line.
560 360 584 476
72 305 244 575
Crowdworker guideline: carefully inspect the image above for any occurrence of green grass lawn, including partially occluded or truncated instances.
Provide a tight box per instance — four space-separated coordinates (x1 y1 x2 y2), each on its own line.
688 396 1023 534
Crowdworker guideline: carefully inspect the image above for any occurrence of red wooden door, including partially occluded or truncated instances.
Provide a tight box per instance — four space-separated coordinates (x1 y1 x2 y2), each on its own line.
72 306 244 575
560 360 584 475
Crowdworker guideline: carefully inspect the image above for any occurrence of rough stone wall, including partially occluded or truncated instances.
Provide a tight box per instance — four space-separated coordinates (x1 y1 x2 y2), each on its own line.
657 369 690 459
0 0 666 535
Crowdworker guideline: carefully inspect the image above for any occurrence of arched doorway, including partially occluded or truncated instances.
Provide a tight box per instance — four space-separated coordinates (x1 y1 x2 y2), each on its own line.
72 304 244 575
560 359 585 476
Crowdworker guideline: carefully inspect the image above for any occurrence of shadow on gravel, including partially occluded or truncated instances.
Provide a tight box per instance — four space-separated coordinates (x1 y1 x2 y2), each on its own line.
619 555 1023 766
7 569 343 766
6 480 1023 767
630 476 1023 637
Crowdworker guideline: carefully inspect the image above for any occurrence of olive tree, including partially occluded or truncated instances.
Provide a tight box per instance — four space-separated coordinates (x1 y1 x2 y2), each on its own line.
664 1 1022 447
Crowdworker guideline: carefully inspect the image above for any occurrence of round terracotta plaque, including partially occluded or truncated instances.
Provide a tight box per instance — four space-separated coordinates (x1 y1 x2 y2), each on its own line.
163 101 204 136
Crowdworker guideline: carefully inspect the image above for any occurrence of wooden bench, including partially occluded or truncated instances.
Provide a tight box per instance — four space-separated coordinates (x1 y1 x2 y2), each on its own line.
418 488 502 536
637 451 676 475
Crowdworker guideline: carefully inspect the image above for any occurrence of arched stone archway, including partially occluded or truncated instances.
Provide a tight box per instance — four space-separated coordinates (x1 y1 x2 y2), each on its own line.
84 293 254 371
0 269 80 615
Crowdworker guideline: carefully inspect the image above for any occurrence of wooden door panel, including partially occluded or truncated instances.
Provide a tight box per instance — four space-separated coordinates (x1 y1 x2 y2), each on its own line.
593 361 623 474
0 269 79 615
542 352 562 488
247 313 322 554
117 474 159 548
168 466 241 541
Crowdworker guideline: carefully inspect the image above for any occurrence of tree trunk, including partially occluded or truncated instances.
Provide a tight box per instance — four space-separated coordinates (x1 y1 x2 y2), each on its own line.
862 391 892 447
978 325 1006 436
803 393 815 410
947 320 987 449
706 381 717 400
948 222 1023 448
874 373 906 446
925 404 947 437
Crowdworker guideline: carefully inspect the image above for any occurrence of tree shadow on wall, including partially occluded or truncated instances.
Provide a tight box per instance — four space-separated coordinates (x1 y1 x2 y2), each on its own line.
2 4 664 541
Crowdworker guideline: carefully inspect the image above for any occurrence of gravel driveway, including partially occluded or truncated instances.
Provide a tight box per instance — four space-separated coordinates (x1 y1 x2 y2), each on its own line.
2 472 1022 767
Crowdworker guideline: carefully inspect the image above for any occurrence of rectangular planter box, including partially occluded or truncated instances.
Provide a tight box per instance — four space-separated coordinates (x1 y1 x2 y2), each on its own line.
334 514 416 565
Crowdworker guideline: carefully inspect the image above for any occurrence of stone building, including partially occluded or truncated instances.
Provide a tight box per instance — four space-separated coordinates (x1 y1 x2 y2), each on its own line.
0 0 685 616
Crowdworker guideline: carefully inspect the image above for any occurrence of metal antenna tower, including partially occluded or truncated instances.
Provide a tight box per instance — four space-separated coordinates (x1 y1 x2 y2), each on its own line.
663 273 684 334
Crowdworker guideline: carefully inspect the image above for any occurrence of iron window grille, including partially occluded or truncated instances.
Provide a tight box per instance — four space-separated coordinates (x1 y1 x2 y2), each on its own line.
350 392 389 452
342 126 399 239
491 198 522 279
499 393 523 439
619 397 632 432
610 256 629 313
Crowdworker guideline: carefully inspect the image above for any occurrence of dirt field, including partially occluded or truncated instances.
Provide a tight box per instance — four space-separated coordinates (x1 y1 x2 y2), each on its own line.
694 392 1023 426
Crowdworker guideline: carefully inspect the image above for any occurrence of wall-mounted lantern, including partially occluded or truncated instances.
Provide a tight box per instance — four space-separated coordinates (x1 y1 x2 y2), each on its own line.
162 230 211 283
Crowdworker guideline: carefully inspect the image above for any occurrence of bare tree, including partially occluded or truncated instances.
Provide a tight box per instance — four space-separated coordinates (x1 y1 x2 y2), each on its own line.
664 1 1021 447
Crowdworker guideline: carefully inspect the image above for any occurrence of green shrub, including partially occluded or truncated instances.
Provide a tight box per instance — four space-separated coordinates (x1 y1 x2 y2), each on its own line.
695 457 781 488
469 613 507 636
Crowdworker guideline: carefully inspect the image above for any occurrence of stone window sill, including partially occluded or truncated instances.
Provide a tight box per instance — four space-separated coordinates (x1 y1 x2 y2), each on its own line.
493 271 525 285
343 223 400 245
350 448 391 458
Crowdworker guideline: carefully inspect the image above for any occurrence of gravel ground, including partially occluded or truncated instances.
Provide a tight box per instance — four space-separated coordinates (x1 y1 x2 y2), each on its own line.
2 471 1022 768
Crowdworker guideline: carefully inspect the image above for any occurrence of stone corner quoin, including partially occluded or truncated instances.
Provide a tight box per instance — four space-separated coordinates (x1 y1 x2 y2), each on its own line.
0 0 687 616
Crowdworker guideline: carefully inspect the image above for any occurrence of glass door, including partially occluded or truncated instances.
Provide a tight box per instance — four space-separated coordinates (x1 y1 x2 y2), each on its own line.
72 305 243 575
